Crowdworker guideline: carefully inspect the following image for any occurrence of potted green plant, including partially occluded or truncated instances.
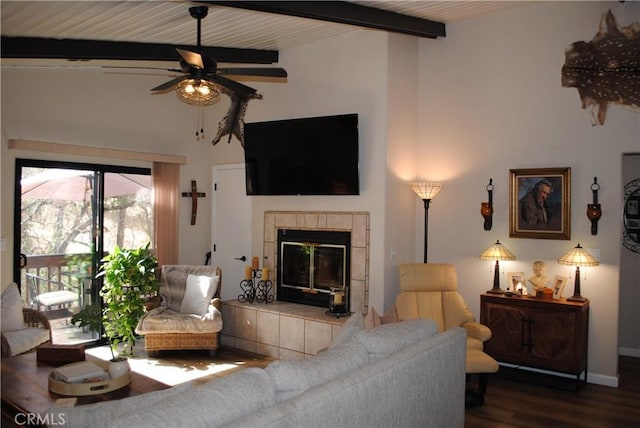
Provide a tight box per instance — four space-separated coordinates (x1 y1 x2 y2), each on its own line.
70 303 129 376
98 242 160 357
72 243 159 360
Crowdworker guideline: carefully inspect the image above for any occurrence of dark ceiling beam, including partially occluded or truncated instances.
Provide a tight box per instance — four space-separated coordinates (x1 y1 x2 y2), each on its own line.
203 1 446 39
0 36 279 64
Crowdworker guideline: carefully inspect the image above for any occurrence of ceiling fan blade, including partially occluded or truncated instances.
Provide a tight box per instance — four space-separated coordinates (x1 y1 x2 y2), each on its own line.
151 76 186 92
208 74 257 96
217 67 287 78
103 65 183 73
177 48 204 69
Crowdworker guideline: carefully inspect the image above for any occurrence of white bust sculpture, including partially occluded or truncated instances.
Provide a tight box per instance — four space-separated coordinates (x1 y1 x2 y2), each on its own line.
527 260 549 291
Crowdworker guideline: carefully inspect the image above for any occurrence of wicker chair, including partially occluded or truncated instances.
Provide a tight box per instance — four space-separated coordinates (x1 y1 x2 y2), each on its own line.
1 308 52 357
136 266 222 357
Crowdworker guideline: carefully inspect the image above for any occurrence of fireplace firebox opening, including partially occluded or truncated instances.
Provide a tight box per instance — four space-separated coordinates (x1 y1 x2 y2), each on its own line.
277 229 351 309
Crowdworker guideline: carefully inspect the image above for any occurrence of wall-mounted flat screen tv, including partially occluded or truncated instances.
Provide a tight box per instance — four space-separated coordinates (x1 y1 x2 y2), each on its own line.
244 113 359 195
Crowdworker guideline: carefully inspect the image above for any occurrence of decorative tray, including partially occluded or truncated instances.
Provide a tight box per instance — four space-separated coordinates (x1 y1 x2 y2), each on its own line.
48 360 131 396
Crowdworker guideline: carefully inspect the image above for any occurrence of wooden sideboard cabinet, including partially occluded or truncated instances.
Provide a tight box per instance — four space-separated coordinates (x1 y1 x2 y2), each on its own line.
480 294 589 386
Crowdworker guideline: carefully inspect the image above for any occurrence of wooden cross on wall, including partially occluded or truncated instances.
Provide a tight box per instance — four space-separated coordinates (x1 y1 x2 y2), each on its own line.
182 180 206 225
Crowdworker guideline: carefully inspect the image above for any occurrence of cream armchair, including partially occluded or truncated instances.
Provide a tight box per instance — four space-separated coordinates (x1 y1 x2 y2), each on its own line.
395 263 491 350
136 266 222 357
392 263 498 406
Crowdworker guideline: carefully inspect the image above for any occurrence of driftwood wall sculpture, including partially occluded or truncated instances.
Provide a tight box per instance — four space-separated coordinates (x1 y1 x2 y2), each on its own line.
562 9 640 126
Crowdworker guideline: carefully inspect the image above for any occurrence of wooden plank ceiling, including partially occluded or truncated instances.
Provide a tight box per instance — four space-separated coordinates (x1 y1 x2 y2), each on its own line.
1 1 529 66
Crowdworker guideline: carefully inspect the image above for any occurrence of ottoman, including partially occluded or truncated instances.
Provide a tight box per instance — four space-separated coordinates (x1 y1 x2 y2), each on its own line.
466 348 499 407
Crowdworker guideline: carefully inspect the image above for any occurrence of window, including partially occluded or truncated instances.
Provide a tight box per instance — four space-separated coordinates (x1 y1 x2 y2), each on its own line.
15 158 152 345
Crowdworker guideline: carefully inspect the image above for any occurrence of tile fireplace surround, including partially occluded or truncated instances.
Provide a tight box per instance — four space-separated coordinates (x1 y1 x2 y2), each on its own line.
220 211 370 359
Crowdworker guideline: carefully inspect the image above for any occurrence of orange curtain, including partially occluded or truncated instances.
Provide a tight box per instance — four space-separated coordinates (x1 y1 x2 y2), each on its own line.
152 162 179 266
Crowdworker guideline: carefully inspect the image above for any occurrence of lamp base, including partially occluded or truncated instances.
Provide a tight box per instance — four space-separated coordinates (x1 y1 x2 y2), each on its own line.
567 295 588 302
486 288 504 294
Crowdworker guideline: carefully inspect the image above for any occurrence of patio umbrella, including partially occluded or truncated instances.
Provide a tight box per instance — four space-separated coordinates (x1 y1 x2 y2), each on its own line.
21 169 151 201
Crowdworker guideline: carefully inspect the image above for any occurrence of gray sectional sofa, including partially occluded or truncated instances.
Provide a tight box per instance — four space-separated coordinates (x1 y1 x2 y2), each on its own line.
51 318 466 428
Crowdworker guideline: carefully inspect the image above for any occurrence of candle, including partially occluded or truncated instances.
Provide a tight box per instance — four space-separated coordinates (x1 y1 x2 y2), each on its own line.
252 256 259 270
333 290 344 305
262 268 270 281
244 266 252 280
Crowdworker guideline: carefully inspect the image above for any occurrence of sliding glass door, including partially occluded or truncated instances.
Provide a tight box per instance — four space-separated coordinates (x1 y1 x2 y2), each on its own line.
14 159 152 345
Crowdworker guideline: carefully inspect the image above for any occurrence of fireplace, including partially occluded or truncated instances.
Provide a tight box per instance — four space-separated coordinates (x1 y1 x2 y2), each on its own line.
277 229 350 310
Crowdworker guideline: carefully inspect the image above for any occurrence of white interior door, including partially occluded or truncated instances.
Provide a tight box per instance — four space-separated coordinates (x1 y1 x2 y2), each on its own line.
212 164 251 302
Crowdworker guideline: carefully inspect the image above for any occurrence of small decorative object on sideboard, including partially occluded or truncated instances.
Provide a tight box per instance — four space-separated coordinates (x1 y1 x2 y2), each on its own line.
586 177 602 235
552 275 568 300
527 260 549 293
506 272 526 296
480 240 516 294
535 287 554 299
481 178 494 231
557 243 599 302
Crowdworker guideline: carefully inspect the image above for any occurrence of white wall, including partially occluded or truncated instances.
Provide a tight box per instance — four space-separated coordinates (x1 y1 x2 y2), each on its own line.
416 1 640 385
244 30 391 313
385 34 420 310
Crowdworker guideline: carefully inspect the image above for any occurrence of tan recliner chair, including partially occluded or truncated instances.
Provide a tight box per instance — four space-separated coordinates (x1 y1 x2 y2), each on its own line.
393 263 498 406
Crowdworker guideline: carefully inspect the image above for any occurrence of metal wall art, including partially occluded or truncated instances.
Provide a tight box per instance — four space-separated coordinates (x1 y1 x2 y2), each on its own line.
623 178 640 253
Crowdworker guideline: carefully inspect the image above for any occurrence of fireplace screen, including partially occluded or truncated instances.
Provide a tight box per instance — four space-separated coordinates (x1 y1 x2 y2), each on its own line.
281 243 345 292
277 229 350 309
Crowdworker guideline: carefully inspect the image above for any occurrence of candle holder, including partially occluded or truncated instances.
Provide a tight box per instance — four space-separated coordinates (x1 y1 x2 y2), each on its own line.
255 279 274 304
326 286 350 318
238 268 273 304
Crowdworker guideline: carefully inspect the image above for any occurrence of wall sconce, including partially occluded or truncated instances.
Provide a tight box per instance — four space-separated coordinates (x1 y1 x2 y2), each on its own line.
480 240 516 294
557 243 599 302
586 177 602 235
481 178 494 230
411 181 444 263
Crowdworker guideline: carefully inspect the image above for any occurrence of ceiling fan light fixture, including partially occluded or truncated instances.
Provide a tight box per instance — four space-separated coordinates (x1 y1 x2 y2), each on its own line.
176 79 220 106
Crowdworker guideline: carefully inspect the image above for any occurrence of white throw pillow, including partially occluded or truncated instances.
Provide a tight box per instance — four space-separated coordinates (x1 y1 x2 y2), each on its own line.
180 274 219 315
1 283 26 332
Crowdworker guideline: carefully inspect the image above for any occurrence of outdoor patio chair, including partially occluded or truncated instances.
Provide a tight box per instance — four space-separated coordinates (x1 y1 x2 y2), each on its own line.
25 273 79 313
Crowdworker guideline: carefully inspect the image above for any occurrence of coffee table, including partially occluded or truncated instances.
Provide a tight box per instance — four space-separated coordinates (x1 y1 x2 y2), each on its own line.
1 351 169 423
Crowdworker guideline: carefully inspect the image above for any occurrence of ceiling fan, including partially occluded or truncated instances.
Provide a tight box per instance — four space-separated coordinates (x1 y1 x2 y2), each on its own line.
151 6 287 105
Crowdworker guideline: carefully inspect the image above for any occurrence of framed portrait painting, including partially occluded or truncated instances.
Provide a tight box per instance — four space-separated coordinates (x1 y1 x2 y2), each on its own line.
510 167 571 240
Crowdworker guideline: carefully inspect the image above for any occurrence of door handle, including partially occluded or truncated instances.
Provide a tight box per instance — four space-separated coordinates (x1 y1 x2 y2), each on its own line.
234 256 247 262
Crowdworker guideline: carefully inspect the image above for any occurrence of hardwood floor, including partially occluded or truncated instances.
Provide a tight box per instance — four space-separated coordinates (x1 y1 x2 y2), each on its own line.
465 357 640 428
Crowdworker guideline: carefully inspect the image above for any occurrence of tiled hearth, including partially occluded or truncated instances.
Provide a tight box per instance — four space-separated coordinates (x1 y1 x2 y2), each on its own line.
220 211 370 360
220 300 348 359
